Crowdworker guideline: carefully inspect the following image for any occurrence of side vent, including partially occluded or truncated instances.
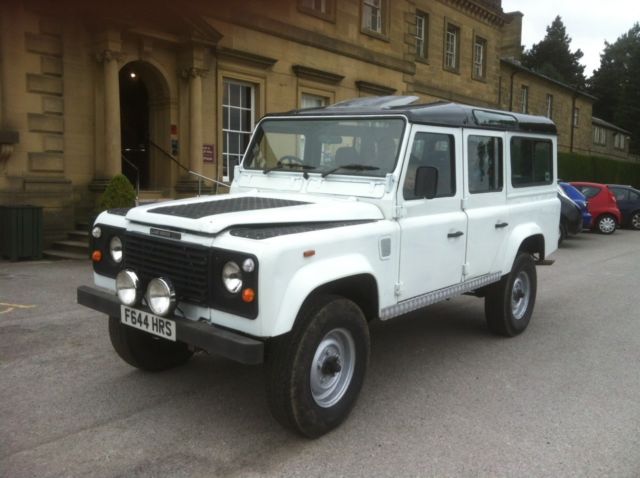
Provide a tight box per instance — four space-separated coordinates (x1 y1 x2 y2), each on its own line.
379 237 391 259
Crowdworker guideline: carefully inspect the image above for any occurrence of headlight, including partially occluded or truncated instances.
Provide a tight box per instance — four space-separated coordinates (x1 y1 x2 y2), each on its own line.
91 226 102 238
109 236 123 263
146 278 176 316
116 269 140 306
222 261 242 293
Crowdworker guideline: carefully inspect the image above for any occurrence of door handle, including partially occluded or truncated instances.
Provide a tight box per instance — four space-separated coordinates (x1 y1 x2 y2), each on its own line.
447 231 464 238
495 222 509 229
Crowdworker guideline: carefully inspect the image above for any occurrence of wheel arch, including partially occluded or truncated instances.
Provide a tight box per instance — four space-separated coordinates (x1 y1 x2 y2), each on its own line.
267 255 379 337
499 224 546 275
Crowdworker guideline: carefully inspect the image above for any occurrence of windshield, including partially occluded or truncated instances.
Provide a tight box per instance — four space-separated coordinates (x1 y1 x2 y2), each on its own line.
242 117 405 177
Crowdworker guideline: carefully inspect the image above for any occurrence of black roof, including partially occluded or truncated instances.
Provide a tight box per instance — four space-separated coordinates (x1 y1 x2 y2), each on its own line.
266 97 557 135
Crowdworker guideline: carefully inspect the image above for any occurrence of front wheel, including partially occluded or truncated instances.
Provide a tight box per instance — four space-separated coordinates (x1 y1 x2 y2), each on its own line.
265 295 370 438
108 316 193 371
630 211 640 230
596 214 617 234
484 253 537 337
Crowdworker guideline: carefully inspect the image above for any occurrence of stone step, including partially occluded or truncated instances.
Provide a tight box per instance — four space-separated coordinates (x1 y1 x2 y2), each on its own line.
68 230 89 241
43 249 88 261
50 239 89 254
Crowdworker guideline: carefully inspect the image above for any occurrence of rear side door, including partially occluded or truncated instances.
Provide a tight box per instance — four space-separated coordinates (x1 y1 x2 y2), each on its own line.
396 126 466 300
462 129 509 279
609 186 632 220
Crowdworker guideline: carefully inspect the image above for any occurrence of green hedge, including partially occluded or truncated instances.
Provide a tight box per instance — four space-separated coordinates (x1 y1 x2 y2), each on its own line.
558 152 640 188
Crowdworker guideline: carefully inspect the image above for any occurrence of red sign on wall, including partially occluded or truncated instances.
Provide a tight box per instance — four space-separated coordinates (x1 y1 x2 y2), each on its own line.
203 144 215 163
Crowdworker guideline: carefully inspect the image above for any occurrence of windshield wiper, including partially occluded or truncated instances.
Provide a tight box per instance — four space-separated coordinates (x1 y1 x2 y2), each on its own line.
263 164 316 174
321 164 380 178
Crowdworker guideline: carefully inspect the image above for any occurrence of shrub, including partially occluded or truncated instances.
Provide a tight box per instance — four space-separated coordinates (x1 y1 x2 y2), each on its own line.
558 152 640 188
98 174 136 211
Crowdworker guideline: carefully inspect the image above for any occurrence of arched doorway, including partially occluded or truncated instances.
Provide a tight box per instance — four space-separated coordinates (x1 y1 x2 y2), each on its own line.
119 61 171 191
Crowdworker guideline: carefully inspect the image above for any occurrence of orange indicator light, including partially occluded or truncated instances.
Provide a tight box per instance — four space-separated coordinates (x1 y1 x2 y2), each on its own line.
91 250 102 262
242 288 256 303
303 250 316 258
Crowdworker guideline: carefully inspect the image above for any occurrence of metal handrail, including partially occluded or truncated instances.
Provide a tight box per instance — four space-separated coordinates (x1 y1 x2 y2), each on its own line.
121 153 140 206
148 140 231 196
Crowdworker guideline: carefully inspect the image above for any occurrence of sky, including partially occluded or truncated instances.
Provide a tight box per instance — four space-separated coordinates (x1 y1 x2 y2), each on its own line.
502 0 640 77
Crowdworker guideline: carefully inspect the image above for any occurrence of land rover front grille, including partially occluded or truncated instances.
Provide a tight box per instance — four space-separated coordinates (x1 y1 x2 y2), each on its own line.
124 232 209 305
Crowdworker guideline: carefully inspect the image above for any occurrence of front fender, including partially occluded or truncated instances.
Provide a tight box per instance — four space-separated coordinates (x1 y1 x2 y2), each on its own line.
268 254 376 337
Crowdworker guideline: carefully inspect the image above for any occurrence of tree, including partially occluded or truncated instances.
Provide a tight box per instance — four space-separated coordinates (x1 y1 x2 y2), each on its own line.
521 16 587 89
589 23 640 154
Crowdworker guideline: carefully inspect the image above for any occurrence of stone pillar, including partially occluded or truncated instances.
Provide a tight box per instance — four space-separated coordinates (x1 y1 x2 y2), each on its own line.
187 67 204 175
98 50 121 178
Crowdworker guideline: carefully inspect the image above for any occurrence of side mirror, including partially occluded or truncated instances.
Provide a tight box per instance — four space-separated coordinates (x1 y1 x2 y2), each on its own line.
414 166 438 199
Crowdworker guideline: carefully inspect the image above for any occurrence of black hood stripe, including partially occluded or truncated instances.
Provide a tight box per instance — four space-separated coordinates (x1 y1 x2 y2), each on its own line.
148 196 309 219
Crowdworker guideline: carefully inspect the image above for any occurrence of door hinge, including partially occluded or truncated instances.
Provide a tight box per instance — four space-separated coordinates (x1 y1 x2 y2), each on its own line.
393 204 405 219
394 282 403 297
461 198 469 210
462 263 469 277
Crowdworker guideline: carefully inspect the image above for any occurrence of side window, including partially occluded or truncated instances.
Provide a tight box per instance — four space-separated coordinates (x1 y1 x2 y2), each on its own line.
611 188 628 201
467 135 503 193
630 190 640 201
580 186 600 199
403 132 455 200
510 137 553 187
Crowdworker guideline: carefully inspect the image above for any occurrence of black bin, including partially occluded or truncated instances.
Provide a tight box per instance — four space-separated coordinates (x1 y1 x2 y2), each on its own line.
0 205 43 261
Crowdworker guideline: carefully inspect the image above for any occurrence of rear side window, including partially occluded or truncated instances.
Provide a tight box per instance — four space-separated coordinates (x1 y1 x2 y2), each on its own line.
630 190 640 201
510 137 553 187
403 132 456 200
611 188 628 201
467 135 503 193
579 186 600 199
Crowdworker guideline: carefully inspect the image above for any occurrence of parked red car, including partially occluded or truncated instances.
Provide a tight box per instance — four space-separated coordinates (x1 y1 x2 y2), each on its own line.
570 181 622 234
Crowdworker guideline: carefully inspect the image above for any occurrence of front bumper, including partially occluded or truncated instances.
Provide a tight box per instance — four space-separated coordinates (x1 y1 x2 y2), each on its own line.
77 286 264 364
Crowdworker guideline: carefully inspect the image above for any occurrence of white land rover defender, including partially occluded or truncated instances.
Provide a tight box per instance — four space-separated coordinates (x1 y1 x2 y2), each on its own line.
78 97 560 437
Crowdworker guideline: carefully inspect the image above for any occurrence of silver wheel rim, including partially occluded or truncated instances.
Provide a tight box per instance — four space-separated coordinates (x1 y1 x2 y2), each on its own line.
310 328 356 408
511 272 531 320
599 216 616 233
632 214 640 230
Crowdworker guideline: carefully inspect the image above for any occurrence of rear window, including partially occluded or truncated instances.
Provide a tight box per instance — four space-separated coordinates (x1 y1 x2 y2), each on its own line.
510 137 553 187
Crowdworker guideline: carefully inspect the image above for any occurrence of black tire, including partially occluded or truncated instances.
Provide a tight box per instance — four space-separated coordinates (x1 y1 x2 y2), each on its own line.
108 316 193 371
559 222 567 246
596 214 617 234
484 253 537 337
265 295 370 438
630 211 640 230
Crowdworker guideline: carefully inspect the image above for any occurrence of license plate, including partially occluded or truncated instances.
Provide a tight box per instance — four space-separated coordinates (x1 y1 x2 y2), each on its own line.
120 305 176 341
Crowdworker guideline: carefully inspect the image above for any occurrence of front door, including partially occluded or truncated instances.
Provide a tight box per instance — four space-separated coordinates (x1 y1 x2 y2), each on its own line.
396 126 467 300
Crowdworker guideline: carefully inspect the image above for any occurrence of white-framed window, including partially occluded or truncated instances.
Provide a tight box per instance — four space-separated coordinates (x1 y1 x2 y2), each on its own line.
573 107 580 127
222 79 255 182
473 36 487 79
415 12 428 60
444 23 460 71
546 94 553 118
593 126 606 146
520 85 528 114
299 0 334 20
614 133 625 150
362 0 384 34
301 93 328 109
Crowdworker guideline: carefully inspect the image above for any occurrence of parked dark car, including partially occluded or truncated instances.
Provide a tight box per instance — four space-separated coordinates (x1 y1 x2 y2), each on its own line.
559 181 592 229
558 189 582 245
570 181 621 234
607 184 640 230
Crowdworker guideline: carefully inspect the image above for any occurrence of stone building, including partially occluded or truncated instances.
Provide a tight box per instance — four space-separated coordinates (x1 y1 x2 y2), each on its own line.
0 0 602 246
591 117 633 161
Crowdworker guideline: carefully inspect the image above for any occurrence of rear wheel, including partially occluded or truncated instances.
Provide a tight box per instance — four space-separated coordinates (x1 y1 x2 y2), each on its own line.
559 222 567 246
108 316 193 371
630 211 640 230
265 295 370 438
596 214 617 234
484 253 537 337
